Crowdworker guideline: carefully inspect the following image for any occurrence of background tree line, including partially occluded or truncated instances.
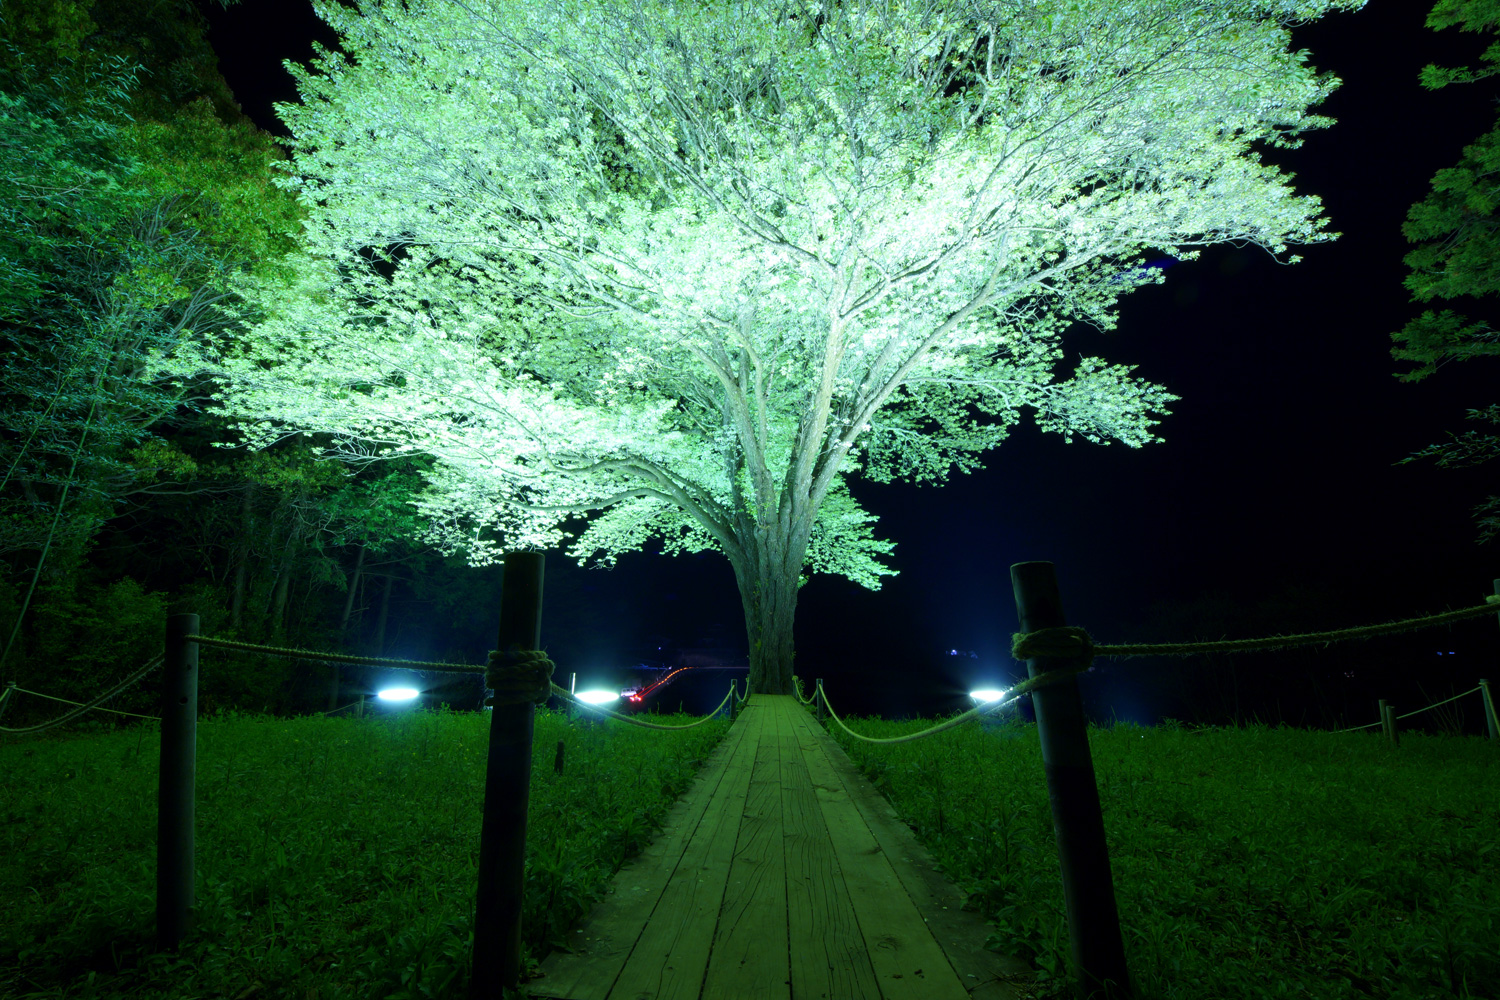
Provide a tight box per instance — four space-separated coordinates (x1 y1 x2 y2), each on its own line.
0 0 499 727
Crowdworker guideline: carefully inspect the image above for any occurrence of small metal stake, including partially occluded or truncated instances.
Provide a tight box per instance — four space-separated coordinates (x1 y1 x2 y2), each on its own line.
1481 679 1499 741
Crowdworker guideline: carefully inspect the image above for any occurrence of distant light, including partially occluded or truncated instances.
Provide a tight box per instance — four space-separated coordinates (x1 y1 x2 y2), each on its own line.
970 688 1007 703
377 687 420 702
575 689 620 706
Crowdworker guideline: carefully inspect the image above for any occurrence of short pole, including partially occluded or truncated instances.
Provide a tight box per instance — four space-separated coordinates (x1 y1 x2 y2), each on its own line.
470 550 545 998
1378 699 1391 742
815 678 824 722
554 739 565 775
157 613 199 951
1011 561 1131 1000
357 693 365 719
1384 703 1400 747
1481 679 1499 741
566 671 576 720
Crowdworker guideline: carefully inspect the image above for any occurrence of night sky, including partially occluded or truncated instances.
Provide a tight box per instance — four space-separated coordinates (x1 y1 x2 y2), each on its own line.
196 1 1499 727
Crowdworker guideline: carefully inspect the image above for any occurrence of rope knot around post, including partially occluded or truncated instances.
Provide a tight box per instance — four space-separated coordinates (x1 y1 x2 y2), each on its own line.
1012 625 1095 667
485 648 555 706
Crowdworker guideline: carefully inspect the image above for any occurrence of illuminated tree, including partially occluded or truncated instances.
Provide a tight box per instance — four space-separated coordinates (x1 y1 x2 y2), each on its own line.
1393 0 1500 542
180 0 1357 693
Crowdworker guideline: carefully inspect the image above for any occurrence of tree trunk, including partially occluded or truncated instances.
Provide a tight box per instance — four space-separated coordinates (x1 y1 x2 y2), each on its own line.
230 484 253 629
372 573 394 655
331 543 367 711
733 537 803 696
339 543 367 633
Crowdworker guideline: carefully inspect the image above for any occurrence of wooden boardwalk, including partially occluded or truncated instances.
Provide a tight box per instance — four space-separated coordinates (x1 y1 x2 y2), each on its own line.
534 695 1029 1000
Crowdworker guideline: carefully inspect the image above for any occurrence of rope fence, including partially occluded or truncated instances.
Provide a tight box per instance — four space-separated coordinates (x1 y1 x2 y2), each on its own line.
3 553 1493 999
0 654 165 735
816 594 1500 745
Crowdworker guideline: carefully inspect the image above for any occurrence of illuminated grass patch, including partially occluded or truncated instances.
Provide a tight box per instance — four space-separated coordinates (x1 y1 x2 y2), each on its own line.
0 707 727 998
828 715 1500 999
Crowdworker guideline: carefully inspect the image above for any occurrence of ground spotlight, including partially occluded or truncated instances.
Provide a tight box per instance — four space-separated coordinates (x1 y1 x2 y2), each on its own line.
574 689 620 706
377 687 420 702
970 688 1007 703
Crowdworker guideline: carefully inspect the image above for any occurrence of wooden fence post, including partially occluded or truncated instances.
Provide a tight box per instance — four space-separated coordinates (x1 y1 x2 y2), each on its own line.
1011 561 1131 1000
1378 699 1391 743
470 550 545 998
157 613 199 951
1383 703 1400 747
815 678 825 722
1481 679 1499 741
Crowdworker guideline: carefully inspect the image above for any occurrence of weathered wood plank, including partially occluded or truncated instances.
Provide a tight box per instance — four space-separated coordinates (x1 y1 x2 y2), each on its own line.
780 699 881 1000
812 714 1030 1000
796 706 973 1000
699 701 790 1000
606 699 764 1000
534 712 754 1000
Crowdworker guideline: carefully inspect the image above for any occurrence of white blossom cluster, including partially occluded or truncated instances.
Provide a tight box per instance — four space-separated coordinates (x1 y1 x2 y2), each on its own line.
160 0 1359 601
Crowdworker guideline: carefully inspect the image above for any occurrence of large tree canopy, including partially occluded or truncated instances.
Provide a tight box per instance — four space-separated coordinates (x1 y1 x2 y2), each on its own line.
174 0 1359 693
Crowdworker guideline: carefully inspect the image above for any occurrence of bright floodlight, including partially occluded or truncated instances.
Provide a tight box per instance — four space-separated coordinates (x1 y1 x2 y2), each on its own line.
377 687 420 702
970 688 1007 703
574 689 620 706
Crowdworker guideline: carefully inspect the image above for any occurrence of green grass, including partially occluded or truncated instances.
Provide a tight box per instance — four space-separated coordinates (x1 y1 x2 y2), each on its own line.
826 714 1500 1000
0 706 729 999
7 703 1496 1000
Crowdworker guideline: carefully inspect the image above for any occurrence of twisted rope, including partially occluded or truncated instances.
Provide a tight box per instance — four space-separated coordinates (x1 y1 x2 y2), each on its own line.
183 635 484 672
552 682 735 730
793 677 815 705
1011 596 1500 669
814 681 1022 745
1331 685 1483 732
0 654 165 734
486 648 554 706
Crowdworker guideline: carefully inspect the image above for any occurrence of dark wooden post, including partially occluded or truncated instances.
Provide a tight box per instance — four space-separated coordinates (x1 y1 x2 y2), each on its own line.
553 739 565 775
1384 703 1400 747
1378 699 1391 742
1011 561 1131 1000
470 550 544 998
157 613 199 951
815 678 824 721
1482 680 1499 741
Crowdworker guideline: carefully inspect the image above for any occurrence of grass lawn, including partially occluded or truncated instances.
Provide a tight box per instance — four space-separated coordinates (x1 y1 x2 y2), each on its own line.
828 714 1500 1000
1 706 729 999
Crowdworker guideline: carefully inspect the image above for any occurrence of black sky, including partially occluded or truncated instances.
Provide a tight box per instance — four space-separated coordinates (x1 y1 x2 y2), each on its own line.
196 0 1500 726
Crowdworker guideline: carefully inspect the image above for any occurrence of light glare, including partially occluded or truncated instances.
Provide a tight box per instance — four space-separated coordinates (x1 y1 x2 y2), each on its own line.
575 689 620 705
970 688 1007 703
377 687 420 702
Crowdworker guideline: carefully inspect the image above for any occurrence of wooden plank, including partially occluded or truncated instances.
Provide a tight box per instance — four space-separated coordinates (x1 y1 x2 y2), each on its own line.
795 705 973 1000
535 708 754 1000
699 699 790 1000
606 698 765 1000
779 698 881 1000
808 708 1030 1000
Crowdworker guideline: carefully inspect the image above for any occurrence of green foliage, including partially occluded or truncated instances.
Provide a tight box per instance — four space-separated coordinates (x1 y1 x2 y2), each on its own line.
830 714 1500 999
183 0 1357 693
0 0 303 602
0 706 729 997
1392 0 1500 542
